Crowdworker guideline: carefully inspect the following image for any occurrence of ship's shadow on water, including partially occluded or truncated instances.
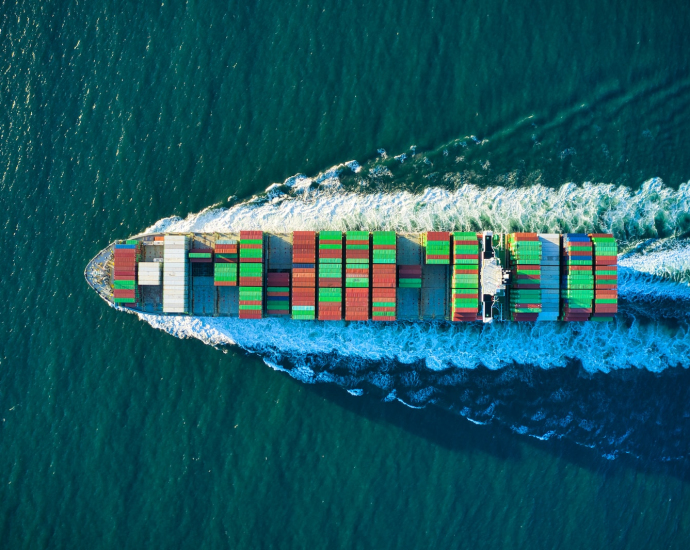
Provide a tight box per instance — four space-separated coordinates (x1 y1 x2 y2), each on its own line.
270 354 690 478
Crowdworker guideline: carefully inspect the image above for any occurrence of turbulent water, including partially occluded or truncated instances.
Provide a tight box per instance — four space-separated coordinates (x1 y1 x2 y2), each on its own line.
110 168 690 460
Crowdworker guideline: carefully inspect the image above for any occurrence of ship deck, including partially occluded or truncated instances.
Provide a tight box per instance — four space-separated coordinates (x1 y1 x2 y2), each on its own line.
92 232 454 320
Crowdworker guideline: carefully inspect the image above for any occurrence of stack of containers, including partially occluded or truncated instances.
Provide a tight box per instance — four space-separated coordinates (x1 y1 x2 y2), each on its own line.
345 288 369 321
214 239 238 286
590 233 618 321
318 288 342 320
372 289 396 321
163 235 189 313
292 231 316 320
266 272 290 315
345 231 370 288
189 249 213 263
423 232 451 264
372 231 396 321
292 288 316 320
560 234 594 321
292 231 317 288
318 231 343 320
398 265 422 288
508 233 542 321
113 241 140 305
451 232 480 322
372 232 396 288
238 287 263 319
239 231 263 319
239 231 264 287
345 231 370 321
538 234 561 321
138 262 161 285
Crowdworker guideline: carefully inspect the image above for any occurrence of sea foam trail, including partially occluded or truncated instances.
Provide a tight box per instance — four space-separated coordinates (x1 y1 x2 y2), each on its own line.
143 176 690 240
134 181 690 374
139 309 690 375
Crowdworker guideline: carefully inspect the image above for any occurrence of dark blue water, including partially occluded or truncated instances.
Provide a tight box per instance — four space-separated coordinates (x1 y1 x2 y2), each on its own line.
3 0 690 547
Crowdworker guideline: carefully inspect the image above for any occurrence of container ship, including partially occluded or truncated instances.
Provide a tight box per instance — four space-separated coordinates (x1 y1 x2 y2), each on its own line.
85 231 618 322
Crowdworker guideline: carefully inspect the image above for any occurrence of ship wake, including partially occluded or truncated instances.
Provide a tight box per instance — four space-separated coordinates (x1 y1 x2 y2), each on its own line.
132 177 690 460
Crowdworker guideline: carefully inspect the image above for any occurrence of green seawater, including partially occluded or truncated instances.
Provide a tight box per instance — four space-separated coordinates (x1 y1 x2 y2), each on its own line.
2 0 690 548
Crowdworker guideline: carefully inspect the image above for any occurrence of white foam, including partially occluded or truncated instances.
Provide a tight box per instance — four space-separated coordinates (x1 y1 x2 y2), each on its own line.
131 179 690 376
141 177 690 240
137 308 690 375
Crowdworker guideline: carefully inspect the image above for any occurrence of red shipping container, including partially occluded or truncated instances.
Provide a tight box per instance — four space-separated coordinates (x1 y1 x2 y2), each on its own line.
240 231 263 239
346 239 369 245
320 239 342 244
347 288 369 294
214 281 237 286
239 300 262 306
453 254 479 260
595 257 617 264
566 250 593 256
292 292 315 298
319 251 342 259
114 290 136 298
239 311 262 319
595 291 618 297
372 289 396 298
319 279 342 288
240 277 263 286
426 232 450 240
454 239 479 245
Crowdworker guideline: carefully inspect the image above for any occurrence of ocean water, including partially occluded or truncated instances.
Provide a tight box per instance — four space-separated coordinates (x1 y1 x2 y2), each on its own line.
3 0 690 548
